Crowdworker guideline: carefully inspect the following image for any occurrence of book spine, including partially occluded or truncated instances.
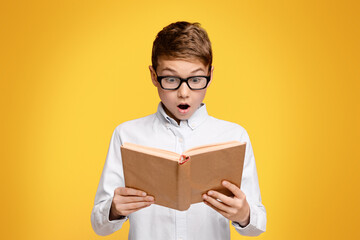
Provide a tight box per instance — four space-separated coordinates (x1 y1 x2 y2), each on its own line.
177 158 191 211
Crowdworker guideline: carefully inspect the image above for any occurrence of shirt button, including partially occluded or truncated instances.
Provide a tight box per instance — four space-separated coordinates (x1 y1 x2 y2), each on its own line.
179 138 183 143
178 238 183 240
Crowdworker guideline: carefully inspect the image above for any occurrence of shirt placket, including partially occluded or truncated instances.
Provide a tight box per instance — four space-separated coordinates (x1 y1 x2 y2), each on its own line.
168 121 188 240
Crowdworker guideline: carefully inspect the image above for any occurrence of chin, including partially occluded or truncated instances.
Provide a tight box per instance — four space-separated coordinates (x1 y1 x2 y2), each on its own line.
173 113 187 120
179 117 189 121
177 114 192 121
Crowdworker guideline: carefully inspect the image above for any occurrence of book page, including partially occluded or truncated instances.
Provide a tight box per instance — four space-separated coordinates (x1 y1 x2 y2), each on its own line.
183 141 244 156
122 142 180 161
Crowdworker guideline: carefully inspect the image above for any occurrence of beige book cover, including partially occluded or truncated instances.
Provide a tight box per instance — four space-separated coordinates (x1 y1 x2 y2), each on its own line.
120 140 246 211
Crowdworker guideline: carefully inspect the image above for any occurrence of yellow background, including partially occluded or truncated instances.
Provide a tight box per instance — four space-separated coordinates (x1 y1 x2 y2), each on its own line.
1 0 359 239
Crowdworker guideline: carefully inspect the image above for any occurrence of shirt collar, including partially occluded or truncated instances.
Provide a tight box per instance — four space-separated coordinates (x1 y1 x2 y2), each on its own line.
155 102 209 130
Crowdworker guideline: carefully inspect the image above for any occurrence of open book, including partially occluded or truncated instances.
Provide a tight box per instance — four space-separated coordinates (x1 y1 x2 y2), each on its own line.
120 140 246 211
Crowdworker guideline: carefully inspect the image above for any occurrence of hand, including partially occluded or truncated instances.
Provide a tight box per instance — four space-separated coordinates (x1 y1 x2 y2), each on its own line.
202 180 250 227
109 187 155 220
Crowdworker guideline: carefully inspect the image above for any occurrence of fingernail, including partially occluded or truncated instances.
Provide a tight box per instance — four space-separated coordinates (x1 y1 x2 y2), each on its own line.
142 192 146 196
223 181 228 186
208 191 213 195
148 196 154 201
203 194 207 200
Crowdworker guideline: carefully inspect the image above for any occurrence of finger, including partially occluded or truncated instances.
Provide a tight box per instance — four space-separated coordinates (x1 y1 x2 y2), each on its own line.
222 181 243 198
122 201 153 211
120 195 155 204
206 190 235 207
203 200 229 218
117 187 147 197
121 204 152 216
202 194 232 214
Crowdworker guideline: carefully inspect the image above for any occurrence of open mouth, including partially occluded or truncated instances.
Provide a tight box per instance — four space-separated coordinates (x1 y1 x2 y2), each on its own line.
177 104 190 114
178 104 190 110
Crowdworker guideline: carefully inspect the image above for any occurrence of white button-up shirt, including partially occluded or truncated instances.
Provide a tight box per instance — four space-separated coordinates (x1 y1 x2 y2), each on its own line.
91 102 266 239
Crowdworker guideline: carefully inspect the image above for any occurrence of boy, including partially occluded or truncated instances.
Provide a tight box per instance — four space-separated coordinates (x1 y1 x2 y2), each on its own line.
91 21 266 239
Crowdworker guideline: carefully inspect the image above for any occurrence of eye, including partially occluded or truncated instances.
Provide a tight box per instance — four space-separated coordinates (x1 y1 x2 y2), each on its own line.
189 77 205 84
164 77 178 83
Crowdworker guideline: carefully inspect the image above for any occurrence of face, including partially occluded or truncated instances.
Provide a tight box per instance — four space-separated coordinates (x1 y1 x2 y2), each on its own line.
149 57 214 125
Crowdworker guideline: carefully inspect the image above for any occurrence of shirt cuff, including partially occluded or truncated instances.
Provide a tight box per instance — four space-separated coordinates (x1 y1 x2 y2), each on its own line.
104 197 129 223
231 202 265 236
91 197 128 236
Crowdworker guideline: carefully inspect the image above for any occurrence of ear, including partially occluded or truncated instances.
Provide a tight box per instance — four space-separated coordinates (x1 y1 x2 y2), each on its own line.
208 65 214 87
149 65 159 87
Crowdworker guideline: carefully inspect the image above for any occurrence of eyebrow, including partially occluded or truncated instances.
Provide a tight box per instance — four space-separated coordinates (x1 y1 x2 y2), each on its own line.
160 67 205 74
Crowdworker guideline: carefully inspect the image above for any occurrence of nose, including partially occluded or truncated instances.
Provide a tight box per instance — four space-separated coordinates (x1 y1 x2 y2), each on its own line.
177 81 190 98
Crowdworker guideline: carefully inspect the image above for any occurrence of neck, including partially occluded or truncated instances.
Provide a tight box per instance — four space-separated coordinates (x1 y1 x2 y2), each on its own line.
162 103 181 125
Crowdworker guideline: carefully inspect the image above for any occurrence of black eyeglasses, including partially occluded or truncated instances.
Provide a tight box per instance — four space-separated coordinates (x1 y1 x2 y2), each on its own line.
156 74 211 90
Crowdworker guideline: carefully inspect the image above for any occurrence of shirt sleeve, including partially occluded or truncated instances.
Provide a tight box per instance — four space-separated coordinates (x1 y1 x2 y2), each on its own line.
231 129 267 236
91 126 128 236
